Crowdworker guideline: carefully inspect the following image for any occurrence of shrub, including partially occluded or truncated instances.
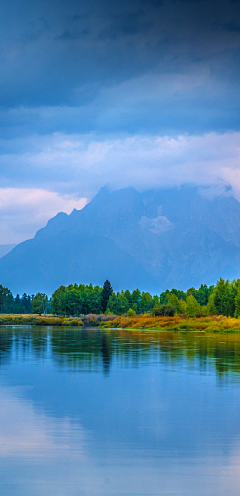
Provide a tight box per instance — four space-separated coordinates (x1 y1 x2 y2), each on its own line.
71 319 83 326
84 314 100 326
127 308 137 317
153 304 175 317
100 314 118 321
62 318 83 326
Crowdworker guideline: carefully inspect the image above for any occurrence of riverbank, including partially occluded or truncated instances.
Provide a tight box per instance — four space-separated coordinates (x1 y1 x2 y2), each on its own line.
0 313 116 326
1 313 240 332
0 314 84 326
101 314 240 332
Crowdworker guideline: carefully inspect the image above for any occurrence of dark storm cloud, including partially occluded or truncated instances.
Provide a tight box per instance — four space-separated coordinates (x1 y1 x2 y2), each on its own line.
223 21 240 32
0 0 239 133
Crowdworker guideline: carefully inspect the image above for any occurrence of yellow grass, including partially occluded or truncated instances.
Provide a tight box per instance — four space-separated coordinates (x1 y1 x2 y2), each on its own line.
100 314 240 332
0 314 84 326
1 313 240 332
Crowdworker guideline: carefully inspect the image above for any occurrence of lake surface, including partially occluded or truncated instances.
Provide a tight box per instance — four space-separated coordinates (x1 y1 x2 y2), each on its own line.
1 326 240 495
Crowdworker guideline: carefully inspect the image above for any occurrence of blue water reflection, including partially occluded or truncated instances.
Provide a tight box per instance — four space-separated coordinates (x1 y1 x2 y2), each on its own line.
0 327 240 495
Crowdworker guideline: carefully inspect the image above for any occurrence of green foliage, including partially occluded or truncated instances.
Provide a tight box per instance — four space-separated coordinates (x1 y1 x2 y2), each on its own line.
160 288 186 304
51 283 103 316
168 294 182 313
153 304 175 317
139 292 153 313
51 286 66 315
131 289 141 312
5 277 240 319
185 295 199 318
127 308 137 317
194 284 215 305
180 299 187 314
0 285 12 311
101 280 113 312
234 285 240 318
108 291 129 314
186 284 215 305
207 293 217 315
0 291 32 314
213 278 237 317
32 293 48 315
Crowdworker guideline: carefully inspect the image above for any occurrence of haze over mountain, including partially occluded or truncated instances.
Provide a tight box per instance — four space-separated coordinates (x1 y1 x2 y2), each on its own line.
1 185 240 295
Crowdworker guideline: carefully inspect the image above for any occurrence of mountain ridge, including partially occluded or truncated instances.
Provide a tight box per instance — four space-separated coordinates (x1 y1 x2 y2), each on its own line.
0 244 16 259
1 185 240 294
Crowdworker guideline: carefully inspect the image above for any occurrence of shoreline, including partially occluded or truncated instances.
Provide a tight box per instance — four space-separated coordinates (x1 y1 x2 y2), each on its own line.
1 313 240 332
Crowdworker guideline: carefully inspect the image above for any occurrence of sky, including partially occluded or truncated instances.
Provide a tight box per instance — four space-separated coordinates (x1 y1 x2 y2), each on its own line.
1 0 240 243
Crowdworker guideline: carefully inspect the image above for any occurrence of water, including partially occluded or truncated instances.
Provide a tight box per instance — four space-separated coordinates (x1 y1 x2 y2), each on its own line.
1 327 240 495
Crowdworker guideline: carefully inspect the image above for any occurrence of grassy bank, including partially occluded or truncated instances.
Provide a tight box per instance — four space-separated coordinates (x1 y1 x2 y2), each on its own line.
1 313 240 332
0 313 118 326
100 314 240 332
0 314 84 326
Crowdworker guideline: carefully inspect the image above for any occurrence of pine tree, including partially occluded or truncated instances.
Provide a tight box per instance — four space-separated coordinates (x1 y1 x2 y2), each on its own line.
101 280 113 313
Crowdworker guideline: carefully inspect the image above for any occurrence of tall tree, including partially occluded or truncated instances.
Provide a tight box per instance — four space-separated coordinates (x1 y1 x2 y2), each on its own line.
101 280 113 313
168 294 182 313
32 293 48 315
213 278 236 317
234 286 240 318
139 292 153 313
185 295 199 318
0 285 12 312
51 286 66 315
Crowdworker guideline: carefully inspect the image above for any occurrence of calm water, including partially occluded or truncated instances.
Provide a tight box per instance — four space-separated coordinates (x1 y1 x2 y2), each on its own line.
1 327 240 495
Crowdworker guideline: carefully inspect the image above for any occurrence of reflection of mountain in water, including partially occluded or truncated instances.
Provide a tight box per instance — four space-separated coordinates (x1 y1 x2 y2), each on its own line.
1 327 240 380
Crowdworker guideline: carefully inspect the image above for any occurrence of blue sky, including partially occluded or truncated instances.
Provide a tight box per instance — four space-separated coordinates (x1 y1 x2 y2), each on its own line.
1 0 240 243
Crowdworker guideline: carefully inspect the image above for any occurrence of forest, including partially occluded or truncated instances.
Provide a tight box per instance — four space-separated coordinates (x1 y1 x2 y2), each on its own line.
1 277 240 319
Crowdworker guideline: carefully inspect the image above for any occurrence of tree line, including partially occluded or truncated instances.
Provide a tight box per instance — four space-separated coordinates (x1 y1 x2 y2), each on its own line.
1 277 240 318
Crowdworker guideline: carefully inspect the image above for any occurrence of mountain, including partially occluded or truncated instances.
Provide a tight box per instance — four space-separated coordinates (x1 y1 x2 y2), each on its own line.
1 185 240 295
0 245 16 259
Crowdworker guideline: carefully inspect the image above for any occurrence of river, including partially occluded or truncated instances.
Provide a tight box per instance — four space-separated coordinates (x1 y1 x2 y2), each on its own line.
0 326 240 495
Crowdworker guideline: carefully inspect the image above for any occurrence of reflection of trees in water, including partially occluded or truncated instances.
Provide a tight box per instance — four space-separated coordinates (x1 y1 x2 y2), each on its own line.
1 326 240 379
0 330 14 366
50 328 110 372
101 332 111 375
0 328 48 364
50 328 240 379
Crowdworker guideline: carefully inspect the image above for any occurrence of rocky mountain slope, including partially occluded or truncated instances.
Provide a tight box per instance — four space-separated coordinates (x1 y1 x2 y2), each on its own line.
1 186 240 294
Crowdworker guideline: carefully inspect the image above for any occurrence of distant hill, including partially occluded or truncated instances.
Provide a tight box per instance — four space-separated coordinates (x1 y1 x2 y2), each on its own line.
0 244 16 259
1 186 240 295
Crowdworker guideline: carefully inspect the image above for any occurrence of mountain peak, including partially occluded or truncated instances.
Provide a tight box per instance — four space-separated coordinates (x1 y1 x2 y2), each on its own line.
1 185 240 294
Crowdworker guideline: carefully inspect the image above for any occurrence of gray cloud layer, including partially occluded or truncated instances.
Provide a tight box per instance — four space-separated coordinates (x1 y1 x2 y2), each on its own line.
1 0 240 242
1 0 240 134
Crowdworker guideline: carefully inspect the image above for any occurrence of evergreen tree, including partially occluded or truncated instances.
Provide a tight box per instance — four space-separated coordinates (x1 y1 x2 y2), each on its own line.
101 280 113 313
0 285 12 312
234 287 240 318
